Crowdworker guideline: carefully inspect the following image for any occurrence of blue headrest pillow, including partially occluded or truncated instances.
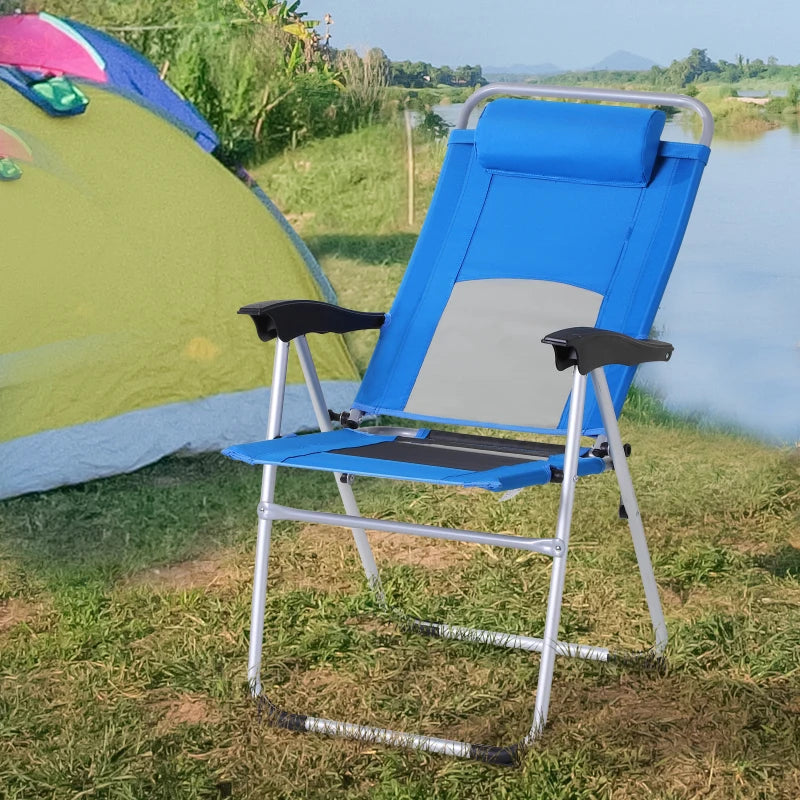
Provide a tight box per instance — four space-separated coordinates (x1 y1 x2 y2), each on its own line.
475 98 666 186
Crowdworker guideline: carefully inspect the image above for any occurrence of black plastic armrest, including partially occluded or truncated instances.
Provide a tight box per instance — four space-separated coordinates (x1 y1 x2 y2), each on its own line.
238 300 386 343
542 327 673 375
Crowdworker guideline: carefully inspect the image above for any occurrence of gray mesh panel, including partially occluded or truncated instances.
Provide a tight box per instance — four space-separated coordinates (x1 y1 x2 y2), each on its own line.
405 279 603 428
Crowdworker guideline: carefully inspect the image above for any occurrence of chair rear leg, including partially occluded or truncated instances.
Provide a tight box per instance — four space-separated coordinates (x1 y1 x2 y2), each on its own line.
334 479 386 606
294 335 386 606
591 367 668 654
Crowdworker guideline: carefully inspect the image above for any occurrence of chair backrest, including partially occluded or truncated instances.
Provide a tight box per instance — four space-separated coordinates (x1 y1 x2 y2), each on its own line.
354 91 711 436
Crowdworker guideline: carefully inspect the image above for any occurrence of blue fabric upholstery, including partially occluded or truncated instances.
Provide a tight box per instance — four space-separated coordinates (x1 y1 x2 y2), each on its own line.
354 103 709 435
475 99 665 186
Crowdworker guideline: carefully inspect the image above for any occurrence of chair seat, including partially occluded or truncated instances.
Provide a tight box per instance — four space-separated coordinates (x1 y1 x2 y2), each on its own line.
223 427 605 492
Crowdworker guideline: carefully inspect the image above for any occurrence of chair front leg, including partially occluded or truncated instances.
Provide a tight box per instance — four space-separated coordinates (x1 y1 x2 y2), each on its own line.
527 367 587 742
248 339 290 696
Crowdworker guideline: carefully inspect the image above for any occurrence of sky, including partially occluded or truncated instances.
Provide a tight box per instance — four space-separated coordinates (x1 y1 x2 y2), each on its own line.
301 0 799 70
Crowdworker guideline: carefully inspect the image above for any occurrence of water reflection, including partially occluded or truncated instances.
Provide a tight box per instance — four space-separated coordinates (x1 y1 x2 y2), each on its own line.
432 103 799 443
639 119 800 444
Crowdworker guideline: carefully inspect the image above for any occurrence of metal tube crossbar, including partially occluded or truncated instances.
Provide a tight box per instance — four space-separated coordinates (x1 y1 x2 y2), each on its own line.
259 501 565 557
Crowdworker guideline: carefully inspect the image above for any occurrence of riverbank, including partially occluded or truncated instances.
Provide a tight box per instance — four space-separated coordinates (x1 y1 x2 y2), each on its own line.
1 120 798 797
691 85 798 134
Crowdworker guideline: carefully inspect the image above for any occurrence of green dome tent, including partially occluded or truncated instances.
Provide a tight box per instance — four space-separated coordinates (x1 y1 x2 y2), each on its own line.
0 74 359 499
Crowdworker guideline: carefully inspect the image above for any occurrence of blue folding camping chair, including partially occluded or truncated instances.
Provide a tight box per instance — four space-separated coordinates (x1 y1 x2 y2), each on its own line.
224 85 713 764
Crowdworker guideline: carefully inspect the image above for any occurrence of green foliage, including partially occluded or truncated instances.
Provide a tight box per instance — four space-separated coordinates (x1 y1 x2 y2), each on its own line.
387 85 475 109
698 94 780 134
542 47 800 95
416 110 450 140
765 96 793 114
389 59 484 88
39 0 387 163
699 84 739 100
773 83 800 117
537 48 800 134
659 47 720 87
333 48 389 129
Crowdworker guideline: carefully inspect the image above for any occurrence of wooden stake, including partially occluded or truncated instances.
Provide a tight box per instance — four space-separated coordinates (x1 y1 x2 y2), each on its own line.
404 109 414 227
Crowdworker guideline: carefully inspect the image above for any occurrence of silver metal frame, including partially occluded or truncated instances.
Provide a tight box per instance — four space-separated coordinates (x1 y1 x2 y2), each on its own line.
456 83 714 146
294 337 385 603
245 335 667 762
243 79 681 762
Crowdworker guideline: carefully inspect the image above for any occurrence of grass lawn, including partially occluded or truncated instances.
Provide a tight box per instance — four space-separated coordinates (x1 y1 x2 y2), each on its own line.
1 122 799 798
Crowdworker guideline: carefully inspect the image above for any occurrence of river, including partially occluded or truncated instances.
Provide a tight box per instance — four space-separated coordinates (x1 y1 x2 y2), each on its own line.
431 102 800 444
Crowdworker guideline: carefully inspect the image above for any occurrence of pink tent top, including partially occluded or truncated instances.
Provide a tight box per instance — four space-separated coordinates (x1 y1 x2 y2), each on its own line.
0 12 107 83
0 124 33 161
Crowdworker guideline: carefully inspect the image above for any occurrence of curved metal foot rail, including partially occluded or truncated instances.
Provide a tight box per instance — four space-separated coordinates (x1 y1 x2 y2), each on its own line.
407 618 610 661
257 695 523 766
406 619 669 672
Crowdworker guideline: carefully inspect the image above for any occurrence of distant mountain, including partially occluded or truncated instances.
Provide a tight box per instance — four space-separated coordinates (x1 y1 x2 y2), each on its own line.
483 62 562 77
483 51 658 78
588 50 657 71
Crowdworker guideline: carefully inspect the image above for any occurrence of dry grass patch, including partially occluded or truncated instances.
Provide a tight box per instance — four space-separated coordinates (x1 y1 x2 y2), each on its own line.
266 639 535 746
274 525 474 595
558 674 736 745
121 551 248 592
0 597 43 633
344 614 397 635
367 530 473 570
271 665 367 722
664 585 744 619
151 693 221 735
552 671 800 796
284 210 315 231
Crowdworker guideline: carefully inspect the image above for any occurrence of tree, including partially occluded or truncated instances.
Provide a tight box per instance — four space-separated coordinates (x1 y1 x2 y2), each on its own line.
746 58 767 78
684 48 719 82
387 59 482 88
717 59 742 83
662 48 719 87
430 65 454 86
